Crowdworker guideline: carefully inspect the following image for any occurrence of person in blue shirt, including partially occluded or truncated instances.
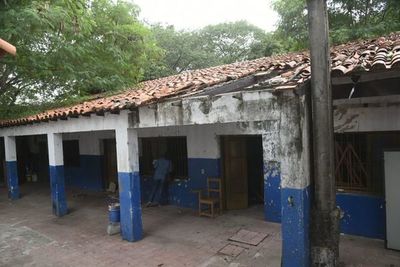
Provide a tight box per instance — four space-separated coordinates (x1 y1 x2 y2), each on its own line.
146 153 172 207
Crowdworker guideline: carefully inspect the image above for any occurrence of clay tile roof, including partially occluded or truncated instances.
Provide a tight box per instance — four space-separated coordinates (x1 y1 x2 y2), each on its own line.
1 32 400 128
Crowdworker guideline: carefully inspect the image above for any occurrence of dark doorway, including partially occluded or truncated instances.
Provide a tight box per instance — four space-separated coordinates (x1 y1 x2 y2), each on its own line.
247 136 264 206
16 136 29 184
103 139 118 189
16 135 49 184
221 135 264 210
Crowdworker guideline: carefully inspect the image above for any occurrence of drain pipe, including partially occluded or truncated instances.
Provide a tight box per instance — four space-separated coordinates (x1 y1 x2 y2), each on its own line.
306 0 340 266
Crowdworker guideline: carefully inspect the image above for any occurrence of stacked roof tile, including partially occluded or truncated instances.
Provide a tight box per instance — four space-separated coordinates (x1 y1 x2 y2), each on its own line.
1 32 399 127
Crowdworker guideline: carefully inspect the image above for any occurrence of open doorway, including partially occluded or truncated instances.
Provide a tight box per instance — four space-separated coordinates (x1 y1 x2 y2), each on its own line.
103 139 118 191
221 135 264 210
16 135 49 186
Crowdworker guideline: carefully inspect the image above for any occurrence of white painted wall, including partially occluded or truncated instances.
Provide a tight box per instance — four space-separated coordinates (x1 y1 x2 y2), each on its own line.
136 90 280 129
4 136 17 162
279 92 310 189
0 111 129 137
262 120 280 162
137 121 279 159
0 88 306 180
334 104 400 133
47 133 64 166
116 128 139 173
63 130 114 156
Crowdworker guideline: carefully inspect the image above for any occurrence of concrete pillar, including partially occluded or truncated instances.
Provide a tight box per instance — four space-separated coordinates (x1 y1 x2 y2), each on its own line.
279 93 311 267
262 124 281 223
4 136 19 200
116 128 142 242
47 133 68 217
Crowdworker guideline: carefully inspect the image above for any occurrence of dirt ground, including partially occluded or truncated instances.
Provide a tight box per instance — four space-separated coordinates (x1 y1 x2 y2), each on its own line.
0 183 399 267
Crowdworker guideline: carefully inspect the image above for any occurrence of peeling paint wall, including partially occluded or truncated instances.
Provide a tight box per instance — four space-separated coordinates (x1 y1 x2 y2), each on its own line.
334 104 400 133
136 90 280 129
0 111 129 137
333 102 400 240
0 86 312 251
133 90 288 213
278 91 311 267
136 122 280 210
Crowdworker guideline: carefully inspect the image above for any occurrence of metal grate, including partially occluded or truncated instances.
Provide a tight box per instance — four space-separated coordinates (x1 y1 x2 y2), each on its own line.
139 137 188 179
334 132 400 195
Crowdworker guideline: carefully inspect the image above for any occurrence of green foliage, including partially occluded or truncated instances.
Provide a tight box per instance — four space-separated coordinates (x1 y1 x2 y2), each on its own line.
272 0 400 50
144 21 278 79
2 0 400 120
198 21 269 64
144 24 217 80
0 95 95 120
0 0 160 118
272 0 308 51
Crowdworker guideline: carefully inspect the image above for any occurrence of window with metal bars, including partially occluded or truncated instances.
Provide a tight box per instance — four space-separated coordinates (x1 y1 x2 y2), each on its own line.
335 133 369 192
334 132 400 195
139 137 188 179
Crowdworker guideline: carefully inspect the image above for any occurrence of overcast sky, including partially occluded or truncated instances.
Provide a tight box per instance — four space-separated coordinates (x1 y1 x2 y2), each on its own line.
132 0 278 32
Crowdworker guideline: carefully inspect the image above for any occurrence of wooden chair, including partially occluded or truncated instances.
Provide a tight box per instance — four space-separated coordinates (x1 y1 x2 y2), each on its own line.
195 177 222 218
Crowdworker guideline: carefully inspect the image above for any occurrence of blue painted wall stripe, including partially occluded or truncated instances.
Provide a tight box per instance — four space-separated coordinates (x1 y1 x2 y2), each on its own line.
142 158 221 209
6 161 19 200
281 186 310 267
49 165 68 217
65 155 104 191
337 193 385 239
139 157 384 241
264 161 281 223
118 171 143 242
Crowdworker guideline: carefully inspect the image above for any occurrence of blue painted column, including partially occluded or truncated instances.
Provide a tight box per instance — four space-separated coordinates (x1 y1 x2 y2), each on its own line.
262 129 282 223
279 92 311 267
4 136 20 200
47 133 68 217
116 128 142 242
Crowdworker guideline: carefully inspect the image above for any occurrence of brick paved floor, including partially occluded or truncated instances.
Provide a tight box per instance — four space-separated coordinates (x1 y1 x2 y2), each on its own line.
0 183 399 267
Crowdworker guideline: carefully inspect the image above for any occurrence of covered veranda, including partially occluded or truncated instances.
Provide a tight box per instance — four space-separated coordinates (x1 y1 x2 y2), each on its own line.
1 185 398 266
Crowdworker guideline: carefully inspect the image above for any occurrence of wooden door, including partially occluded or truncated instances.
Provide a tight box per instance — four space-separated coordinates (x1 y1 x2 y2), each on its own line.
223 136 248 210
103 139 118 187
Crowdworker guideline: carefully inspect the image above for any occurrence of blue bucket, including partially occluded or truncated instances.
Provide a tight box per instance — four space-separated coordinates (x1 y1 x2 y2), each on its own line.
108 203 120 223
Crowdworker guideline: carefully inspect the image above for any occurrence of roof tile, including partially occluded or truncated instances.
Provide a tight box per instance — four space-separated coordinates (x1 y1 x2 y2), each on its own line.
1 32 400 127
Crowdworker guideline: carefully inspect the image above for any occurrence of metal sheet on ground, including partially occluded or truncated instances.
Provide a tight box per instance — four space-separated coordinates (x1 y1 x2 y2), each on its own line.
228 229 268 246
218 244 246 257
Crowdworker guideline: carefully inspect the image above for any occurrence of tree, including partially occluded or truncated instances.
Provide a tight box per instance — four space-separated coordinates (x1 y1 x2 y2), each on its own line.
272 0 308 51
272 0 400 50
145 21 273 79
198 21 268 64
144 24 217 80
0 0 160 116
248 33 285 59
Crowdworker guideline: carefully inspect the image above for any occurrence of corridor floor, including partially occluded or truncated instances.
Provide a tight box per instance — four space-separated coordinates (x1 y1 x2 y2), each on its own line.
0 184 399 267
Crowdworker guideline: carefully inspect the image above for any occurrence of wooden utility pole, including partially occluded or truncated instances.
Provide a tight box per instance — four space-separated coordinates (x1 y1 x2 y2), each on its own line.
306 0 340 266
